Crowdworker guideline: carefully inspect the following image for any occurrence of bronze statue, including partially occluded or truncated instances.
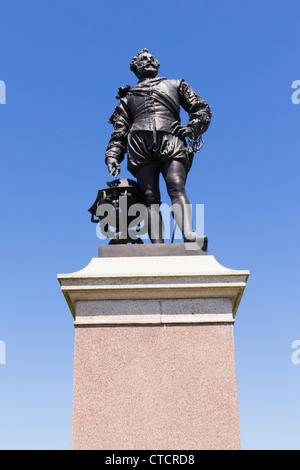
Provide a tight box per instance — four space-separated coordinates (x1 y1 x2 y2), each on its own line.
104 48 212 244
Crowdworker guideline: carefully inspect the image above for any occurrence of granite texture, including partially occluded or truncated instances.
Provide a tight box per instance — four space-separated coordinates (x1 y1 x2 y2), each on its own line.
72 323 241 450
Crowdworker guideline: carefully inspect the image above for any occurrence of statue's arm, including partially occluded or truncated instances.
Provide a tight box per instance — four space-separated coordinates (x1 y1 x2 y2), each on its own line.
178 80 212 138
105 99 132 175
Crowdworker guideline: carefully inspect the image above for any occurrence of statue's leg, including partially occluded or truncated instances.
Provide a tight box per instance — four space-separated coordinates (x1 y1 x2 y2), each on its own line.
160 159 198 242
135 164 164 244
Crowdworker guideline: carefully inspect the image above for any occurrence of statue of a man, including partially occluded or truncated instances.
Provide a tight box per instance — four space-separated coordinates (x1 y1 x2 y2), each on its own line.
105 48 212 243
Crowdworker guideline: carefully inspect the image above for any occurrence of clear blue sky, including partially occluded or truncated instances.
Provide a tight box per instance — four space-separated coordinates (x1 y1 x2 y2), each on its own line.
0 0 299 450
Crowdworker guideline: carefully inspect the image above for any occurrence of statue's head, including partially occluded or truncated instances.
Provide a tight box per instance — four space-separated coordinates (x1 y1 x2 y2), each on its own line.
130 48 160 80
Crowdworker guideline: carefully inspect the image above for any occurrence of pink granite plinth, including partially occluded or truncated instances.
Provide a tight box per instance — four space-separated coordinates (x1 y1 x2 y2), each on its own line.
72 323 240 450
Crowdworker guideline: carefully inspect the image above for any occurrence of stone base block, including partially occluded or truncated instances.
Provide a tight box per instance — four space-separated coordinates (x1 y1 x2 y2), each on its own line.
58 247 249 450
72 323 240 450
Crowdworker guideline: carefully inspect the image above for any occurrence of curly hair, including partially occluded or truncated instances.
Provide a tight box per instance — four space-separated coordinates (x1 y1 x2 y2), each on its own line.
130 48 160 74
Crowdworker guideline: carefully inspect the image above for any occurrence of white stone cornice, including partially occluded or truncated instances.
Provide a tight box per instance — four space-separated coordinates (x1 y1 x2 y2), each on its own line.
58 254 249 324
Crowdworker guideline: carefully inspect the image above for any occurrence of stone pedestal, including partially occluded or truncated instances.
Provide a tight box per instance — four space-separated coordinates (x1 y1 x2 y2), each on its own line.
58 244 249 450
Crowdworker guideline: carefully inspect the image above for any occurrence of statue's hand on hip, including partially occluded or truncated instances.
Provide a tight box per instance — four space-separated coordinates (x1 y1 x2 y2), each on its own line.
171 121 194 138
106 157 120 178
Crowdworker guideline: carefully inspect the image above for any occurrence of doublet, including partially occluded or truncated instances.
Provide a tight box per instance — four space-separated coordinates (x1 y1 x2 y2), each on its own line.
105 77 212 172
